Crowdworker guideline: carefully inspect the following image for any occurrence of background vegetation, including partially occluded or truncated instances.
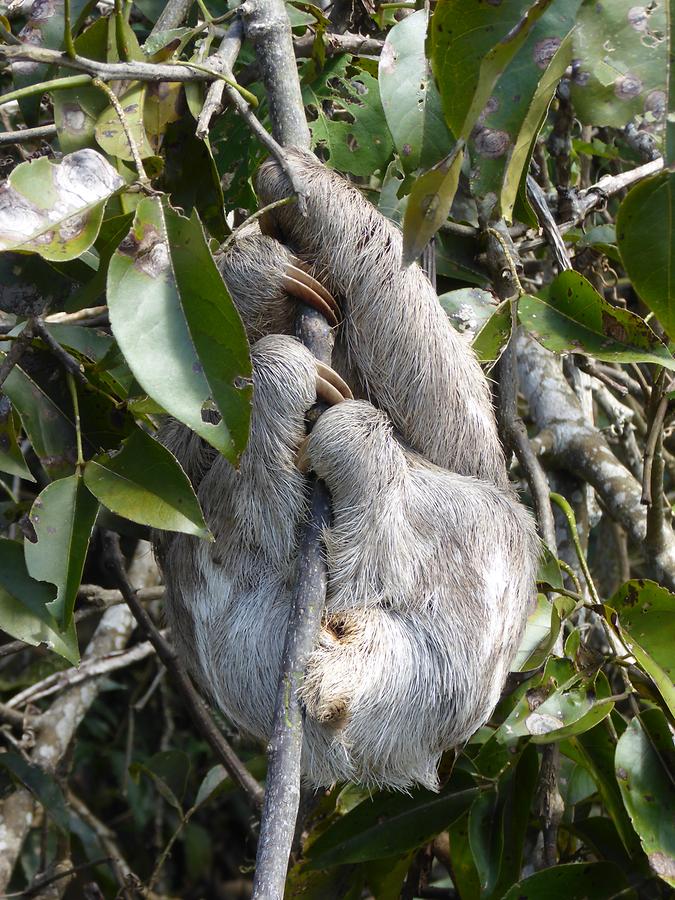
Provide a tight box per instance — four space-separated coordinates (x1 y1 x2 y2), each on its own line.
0 0 673 897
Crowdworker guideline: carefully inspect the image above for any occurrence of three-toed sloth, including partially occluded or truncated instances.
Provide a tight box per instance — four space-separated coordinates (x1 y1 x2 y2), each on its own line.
155 150 539 790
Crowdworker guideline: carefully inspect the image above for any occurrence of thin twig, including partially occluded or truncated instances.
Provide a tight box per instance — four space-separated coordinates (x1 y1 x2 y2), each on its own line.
0 319 33 388
195 19 244 138
103 532 264 811
219 196 296 255
642 392 669 505
0 123 57 145
67 790 138 899
32 319 87 384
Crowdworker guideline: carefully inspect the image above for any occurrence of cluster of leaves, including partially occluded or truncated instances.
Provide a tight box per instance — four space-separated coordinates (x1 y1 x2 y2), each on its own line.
0 0 673 898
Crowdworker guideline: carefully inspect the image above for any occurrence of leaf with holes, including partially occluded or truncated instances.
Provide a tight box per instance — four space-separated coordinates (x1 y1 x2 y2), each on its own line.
303 57 394 176
24 474 99 629
571 0 668 129
0 150 124 261
379 9 453 173
107 197 251 460
0 538 78 664
519 270 675 369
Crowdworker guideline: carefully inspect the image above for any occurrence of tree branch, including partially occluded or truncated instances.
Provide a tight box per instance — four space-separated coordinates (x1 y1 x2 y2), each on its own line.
518 333 675 589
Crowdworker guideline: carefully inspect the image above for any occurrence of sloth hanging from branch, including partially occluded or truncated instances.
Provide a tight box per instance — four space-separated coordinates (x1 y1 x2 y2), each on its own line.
154 149 539 790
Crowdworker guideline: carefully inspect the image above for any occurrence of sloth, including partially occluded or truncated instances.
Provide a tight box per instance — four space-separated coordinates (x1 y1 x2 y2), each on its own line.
155 151 539 790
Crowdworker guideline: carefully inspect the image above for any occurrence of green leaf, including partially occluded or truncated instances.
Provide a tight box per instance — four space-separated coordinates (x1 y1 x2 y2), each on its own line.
570 721 640 855
0 538 79 664
609 580 675 719
0 150 124 261
11 0 91 125
95 81 154 161
501 861 634 899
44 324 114 362
500 30 574 221
24 474 99 629
1 348 77 479
615 709 675 888
470 744 539 899
306 785 477 868
160 114 230 243
472 299 512 364
140 750 190 809
304 57 394 176
519 270 675 369
378 9 454 173
616 172 675 340
53 18 110 153
571 0 668 129
107 197 252 461
0 396 34 481
440 287 499 336
0 751 70 833
499 658 615 744
447 812 481 900
401 140 465 266
431 0 557 139
512 593 560 671
83 427 211 539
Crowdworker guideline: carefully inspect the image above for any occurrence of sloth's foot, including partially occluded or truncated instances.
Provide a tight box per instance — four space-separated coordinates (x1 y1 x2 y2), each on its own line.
297 361 353 471
282 257 341 327
302 622 353 729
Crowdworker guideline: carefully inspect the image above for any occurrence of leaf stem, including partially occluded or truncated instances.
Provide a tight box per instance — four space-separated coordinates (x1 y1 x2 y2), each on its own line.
63 0 76 58
219 196 296 255
67 373 84 469
174 59 258 106
549 492 600 604
0 75 92 107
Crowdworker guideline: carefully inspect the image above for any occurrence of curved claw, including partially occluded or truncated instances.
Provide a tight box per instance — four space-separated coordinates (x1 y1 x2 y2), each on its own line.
282 260 341 327
316 361 353 401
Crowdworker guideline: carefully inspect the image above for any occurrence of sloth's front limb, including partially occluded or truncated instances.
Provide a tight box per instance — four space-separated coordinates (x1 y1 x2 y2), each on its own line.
255 150 507 485
217 231 340 340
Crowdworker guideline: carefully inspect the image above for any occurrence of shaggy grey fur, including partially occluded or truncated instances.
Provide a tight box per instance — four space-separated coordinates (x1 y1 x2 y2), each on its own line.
156 153 539 790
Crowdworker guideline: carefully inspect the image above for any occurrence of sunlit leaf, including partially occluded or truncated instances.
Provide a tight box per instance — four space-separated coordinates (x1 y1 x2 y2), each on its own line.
303 57 394 176
571 0 668 129
107 197 252 461
608 580 675 719
379 9 453 173
519 270 675 369
401 140 465 266
83 427 211 539
0 150 124 261
95 82 154 162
